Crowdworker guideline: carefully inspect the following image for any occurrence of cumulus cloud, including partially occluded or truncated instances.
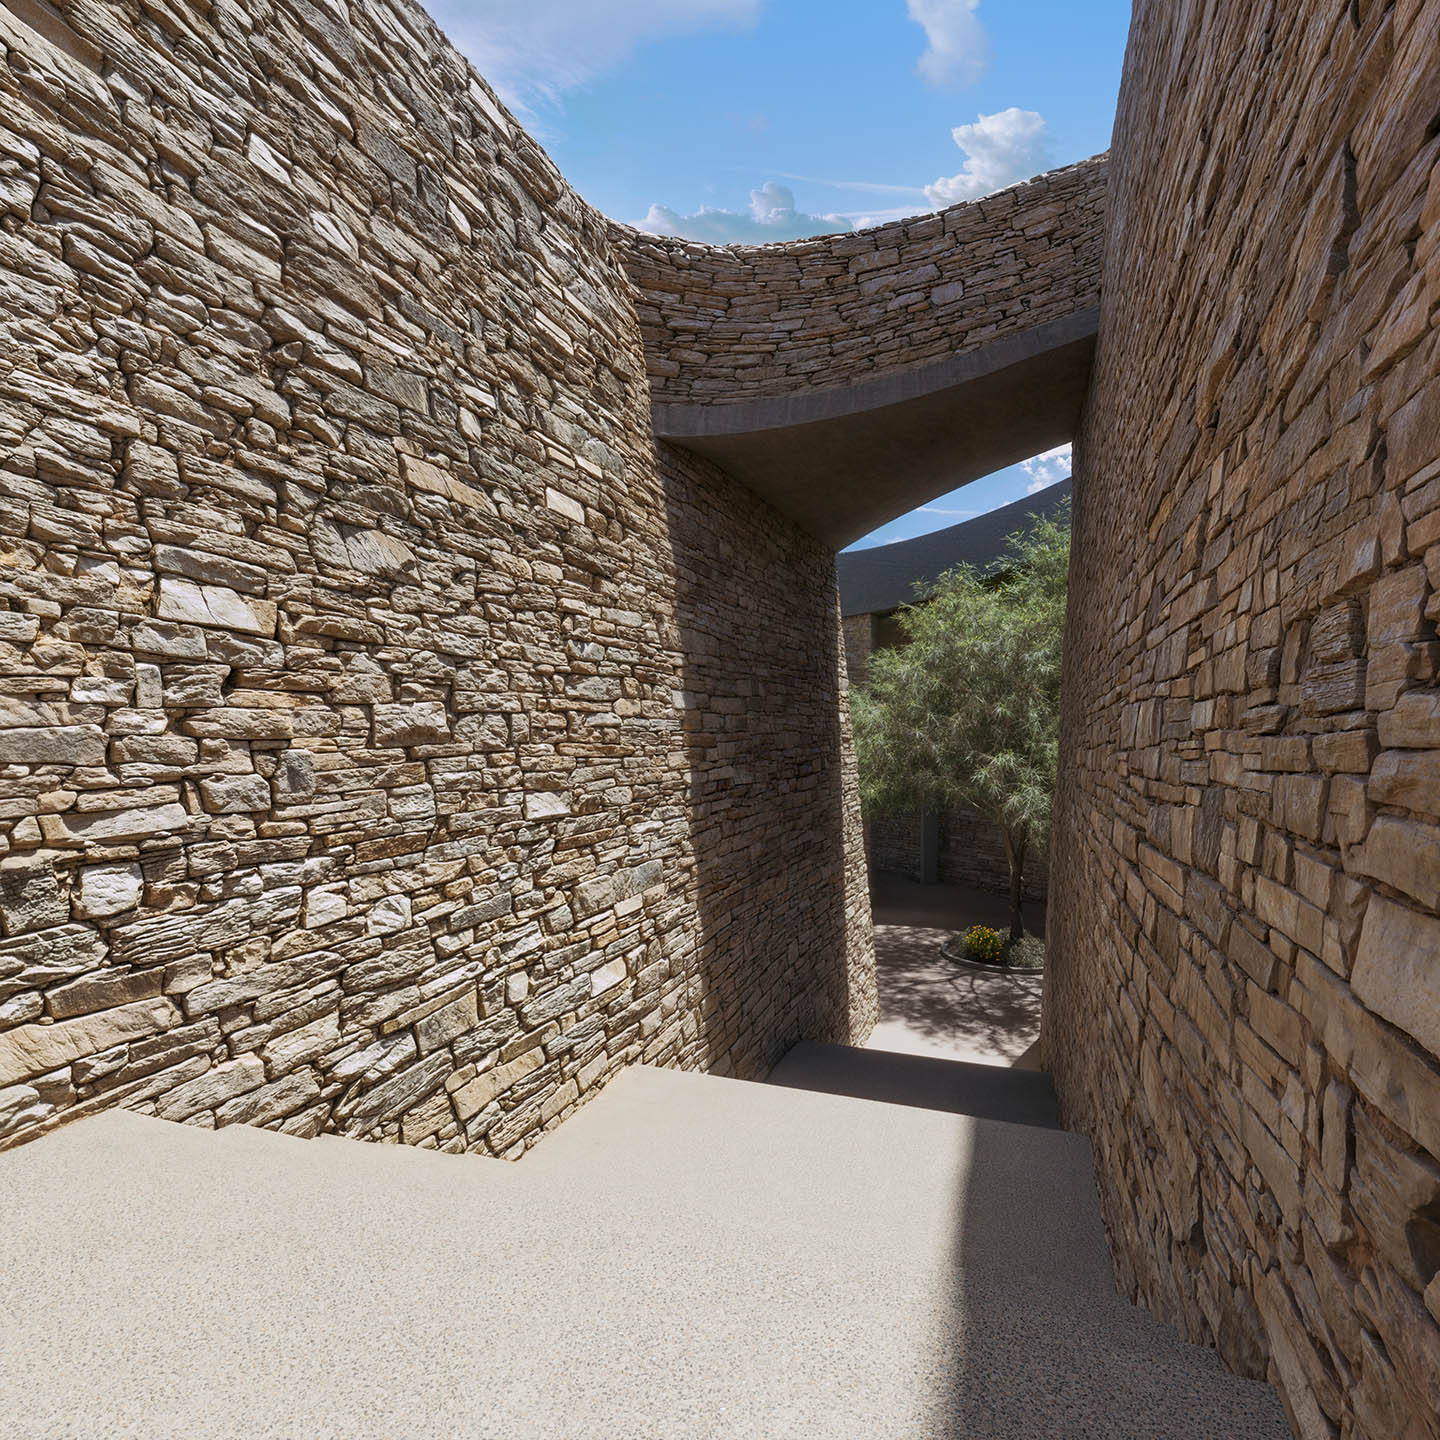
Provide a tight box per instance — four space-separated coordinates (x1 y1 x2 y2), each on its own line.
432 0 761 109
637 182 850 244
908 0 988 89
924 107 1051 207
1022 443 1072 494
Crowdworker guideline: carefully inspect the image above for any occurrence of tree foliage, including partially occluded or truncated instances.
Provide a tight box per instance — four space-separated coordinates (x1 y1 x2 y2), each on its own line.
852 504 1070 939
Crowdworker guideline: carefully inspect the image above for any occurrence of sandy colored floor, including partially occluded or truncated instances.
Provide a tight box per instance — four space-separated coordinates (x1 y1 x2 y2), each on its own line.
865 872 1046 1068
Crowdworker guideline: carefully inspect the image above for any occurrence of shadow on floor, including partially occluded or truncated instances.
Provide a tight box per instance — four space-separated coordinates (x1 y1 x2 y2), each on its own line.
867 871 1045 1069
768 1041 1060 1128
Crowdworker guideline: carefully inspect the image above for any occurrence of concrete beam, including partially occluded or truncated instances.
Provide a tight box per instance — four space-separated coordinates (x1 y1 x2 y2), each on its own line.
654 309 1098 551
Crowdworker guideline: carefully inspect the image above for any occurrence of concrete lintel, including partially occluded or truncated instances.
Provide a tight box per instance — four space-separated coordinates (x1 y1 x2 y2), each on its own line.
653 309 1099 551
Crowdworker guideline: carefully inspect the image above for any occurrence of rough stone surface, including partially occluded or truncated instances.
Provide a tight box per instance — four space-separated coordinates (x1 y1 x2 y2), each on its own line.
869 809 1050 902
619 158 1106 407
2 0 1433 1431
0 0 875 1154
1046 3 1440 1437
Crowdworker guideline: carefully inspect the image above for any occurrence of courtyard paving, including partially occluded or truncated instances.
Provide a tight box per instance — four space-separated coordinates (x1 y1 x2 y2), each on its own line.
866 871 1046 1069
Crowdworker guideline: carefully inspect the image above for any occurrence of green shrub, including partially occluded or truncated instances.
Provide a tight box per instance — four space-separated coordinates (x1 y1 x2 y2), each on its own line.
1003 934 1045 971
964 925 1004 964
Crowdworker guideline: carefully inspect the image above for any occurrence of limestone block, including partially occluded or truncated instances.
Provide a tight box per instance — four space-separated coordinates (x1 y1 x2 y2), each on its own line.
0 862 68 937
365 894 412 936
198 774 272 813
153 545 268 596
523 792 569 821
1355 815 1440 908
1352 1107 1440 1293
518 977 589 1028
496 922 544 963
111 888 303 970
262 1013 340 1077
154 1056 266 1122
415 990 478 1054
0 725 106 766
590 958 627 997
1352 895 1440 1060
311 518 416 576
39 803 188 845
338 1051 452 1129
303 885 349 929
451 1048 543 1121
70 676 132 705
273 751 316 802
1320 1081 1353 1189
1378 690 1440 748
215 1069 321 1127
1387 375 1440 487
1369 749 1440 815
129 620 208 660
47 967 165 1020
156 579 277 637
544 487 585 523
0 1083 50 1138
372 702 449 747
0 997 178 1086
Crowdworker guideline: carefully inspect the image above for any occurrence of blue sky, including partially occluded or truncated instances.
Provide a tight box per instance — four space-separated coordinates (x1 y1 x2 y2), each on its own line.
422 0 1132 548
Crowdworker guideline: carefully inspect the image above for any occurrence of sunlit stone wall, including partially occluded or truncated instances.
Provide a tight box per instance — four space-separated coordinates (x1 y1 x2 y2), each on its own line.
616 156 1107 406
0 0 875 1151
1047 1 1440 1433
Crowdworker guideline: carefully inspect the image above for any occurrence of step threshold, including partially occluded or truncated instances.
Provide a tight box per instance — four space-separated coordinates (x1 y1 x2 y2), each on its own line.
766 1041 1062 1129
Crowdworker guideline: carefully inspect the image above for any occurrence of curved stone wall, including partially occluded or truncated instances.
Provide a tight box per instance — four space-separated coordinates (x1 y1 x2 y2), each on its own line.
613 156 1107 407
0 0 875 1152
1046 0 1440 1433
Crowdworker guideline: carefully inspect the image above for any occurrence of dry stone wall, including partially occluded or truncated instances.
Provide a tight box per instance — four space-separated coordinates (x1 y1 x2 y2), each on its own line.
615 157 1106 407
1047 0 1440 1435
0 0 875 1152
868 809 1048 902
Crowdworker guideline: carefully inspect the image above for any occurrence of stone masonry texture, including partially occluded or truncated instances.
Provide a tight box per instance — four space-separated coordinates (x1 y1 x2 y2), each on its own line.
0 0 876 1155
3 0 1439 1432
869 810 1050 903
617 155 1106 407
1045 1 1440 1437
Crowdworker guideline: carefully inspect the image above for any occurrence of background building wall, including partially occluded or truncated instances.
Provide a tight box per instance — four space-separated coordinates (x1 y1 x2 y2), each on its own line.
868 811 1049 902
0 0 875 1152
1046 1 1440 1433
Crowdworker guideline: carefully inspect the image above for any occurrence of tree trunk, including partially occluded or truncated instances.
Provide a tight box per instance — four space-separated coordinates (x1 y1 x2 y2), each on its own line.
1001 828 1027 941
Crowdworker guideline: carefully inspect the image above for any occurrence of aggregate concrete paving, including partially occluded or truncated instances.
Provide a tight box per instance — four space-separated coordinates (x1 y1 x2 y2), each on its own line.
0 1060 1290 1439
768 1040 1061 1127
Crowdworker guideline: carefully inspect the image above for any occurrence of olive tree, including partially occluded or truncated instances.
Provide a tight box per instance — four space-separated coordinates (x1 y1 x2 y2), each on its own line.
852 505 1070 941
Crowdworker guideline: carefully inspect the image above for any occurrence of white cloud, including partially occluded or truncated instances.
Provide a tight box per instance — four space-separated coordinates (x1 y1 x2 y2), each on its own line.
925 107 1051 207
637 182 850 244
908 0 989 89
1022 444 1072 494
432 0 761 110
919 506 979 518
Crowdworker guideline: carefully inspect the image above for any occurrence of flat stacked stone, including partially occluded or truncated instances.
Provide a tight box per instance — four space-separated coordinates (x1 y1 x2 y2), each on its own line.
1046 1 1440 1435
0 0 876 1157
614 156 1107 407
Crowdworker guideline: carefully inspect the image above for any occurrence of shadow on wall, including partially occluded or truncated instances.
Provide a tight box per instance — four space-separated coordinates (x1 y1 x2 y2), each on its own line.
657 439 872 1075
